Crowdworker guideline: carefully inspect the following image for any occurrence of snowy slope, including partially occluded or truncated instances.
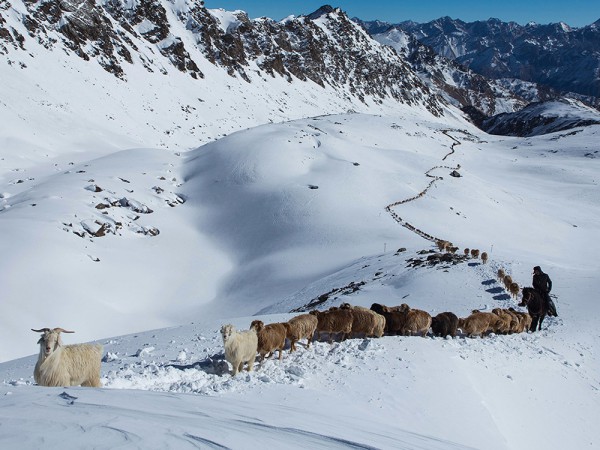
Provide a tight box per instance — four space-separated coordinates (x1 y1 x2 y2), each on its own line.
0 0 447 363
1 112 599 449
1 109 598 361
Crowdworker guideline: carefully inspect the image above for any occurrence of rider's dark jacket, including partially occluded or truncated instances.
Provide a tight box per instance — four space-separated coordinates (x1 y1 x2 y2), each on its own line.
533 271 552 294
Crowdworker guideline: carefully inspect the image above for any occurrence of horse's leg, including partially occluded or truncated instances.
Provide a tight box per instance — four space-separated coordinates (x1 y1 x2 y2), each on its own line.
530 316 539 332
538 314 546 331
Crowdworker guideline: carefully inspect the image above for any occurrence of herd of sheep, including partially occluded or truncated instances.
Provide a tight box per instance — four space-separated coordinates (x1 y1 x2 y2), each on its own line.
30 241 531 383
31 295 534 384
218 242 534 377
219 299 535 377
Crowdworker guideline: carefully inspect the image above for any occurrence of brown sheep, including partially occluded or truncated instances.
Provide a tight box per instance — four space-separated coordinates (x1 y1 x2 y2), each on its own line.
397 304 432 337
372 313 386 338
470 249 480 259
481 252 488 264
503 275 513 291
497 268 505 282
431 312 459 338
508 308 532 333
340 303 385 338
458 311 503 337
436 240 450 251
502 308 522 334
250 320 287 364
490 308 513 334
309 309 353 343
521 312 533 332
509 282 520 300
464 248 470 257
283 314 318 352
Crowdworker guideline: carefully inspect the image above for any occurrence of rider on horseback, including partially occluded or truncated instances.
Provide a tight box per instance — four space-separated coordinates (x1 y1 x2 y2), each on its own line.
533 266 558 317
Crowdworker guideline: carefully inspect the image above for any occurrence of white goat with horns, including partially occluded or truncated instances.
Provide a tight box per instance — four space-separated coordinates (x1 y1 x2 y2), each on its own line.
32 327 103 387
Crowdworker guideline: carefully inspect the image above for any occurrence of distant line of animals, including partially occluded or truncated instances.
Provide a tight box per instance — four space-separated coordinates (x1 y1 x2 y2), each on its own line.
385 165 460 243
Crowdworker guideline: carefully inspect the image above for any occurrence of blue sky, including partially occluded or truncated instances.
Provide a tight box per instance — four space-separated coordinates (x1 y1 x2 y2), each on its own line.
203 0 600 27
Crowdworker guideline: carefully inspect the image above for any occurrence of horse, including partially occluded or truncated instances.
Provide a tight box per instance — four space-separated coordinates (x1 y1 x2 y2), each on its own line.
519 287 548 332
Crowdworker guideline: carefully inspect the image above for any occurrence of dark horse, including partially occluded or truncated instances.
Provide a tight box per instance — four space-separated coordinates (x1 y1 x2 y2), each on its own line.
519 287 548 332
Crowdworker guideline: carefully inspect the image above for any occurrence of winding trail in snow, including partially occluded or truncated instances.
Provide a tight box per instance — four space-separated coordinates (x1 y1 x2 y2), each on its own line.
384 129 537 301
385 129 463 244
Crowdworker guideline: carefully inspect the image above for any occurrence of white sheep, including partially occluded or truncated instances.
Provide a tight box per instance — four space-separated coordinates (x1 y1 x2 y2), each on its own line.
32 328 103 387
220 324 258 376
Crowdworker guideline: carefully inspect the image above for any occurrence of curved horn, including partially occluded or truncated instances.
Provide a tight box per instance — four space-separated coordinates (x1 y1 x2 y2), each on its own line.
31 328 51 333
53 328 75 334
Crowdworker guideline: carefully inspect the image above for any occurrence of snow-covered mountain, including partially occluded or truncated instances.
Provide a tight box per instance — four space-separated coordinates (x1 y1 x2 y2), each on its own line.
380 16 600 99
370 26 534 117
482 98 600 136
0 1 443 123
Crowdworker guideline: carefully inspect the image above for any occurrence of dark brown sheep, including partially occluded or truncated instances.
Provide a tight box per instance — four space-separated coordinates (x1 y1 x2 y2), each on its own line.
370 303 406 335
431 312 459 337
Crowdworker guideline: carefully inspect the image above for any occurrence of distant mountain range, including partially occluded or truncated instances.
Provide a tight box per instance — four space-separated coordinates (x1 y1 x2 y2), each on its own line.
370 26 553 118
357 16 600 100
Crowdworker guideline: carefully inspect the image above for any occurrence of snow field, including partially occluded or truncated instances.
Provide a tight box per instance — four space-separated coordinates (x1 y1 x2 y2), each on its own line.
0 109 598 448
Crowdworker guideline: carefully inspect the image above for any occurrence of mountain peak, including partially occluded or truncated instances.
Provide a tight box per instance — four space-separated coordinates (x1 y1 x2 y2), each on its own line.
307 5 336 20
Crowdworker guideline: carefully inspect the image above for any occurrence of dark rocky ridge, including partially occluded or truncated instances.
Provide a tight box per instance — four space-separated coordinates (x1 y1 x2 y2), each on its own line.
0 1 444 115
